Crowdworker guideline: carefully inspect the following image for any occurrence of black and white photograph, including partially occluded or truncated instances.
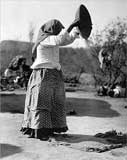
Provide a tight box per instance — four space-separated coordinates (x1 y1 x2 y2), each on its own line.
0 0 127 159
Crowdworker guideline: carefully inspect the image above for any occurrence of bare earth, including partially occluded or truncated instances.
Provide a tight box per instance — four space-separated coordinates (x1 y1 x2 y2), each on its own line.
0 90 127 160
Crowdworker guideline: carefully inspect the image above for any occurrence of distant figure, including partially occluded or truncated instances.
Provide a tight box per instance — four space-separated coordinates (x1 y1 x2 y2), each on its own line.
4 55 26 78
4 55 31 89
113 85 122 97
98 48 112 69
97 84 108 96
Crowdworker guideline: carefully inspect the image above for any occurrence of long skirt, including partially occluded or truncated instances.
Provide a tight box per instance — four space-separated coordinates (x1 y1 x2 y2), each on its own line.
21 68 68 138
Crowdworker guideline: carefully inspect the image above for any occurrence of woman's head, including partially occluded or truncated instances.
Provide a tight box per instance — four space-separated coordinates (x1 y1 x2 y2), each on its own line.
32 19 64 61
40 19 64 36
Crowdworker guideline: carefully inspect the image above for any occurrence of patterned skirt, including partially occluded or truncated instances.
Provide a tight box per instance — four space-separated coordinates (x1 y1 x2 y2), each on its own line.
21 68 68 138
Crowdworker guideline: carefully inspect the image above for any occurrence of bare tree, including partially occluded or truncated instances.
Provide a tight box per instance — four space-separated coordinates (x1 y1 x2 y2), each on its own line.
28 22 35 44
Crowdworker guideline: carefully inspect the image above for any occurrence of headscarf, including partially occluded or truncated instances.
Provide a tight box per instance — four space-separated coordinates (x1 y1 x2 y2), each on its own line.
32 19 64 61
73 4 92 39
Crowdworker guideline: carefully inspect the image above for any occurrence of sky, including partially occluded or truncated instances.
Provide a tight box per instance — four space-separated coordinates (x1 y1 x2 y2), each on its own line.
1 0 127 42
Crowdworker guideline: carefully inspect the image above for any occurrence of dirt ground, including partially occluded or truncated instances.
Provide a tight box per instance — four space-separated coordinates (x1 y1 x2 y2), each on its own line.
0 90 127 160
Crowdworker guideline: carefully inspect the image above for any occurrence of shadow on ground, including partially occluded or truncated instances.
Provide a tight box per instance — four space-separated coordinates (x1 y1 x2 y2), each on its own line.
0 143 22 158
52 133 109 144
0 94 25 114
0 94 120 117
66 98 120 117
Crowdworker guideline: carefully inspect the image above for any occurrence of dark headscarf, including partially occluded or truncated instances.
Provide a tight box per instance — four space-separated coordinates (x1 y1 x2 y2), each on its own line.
73 4 92 39
32 19 64 61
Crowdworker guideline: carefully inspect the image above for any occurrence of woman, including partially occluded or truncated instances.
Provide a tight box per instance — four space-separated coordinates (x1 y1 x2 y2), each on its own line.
21 19 79 140
4 55 26 78
4 55 27 90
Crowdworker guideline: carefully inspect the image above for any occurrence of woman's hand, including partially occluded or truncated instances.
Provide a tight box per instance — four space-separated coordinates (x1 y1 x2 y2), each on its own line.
70 27 80 39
